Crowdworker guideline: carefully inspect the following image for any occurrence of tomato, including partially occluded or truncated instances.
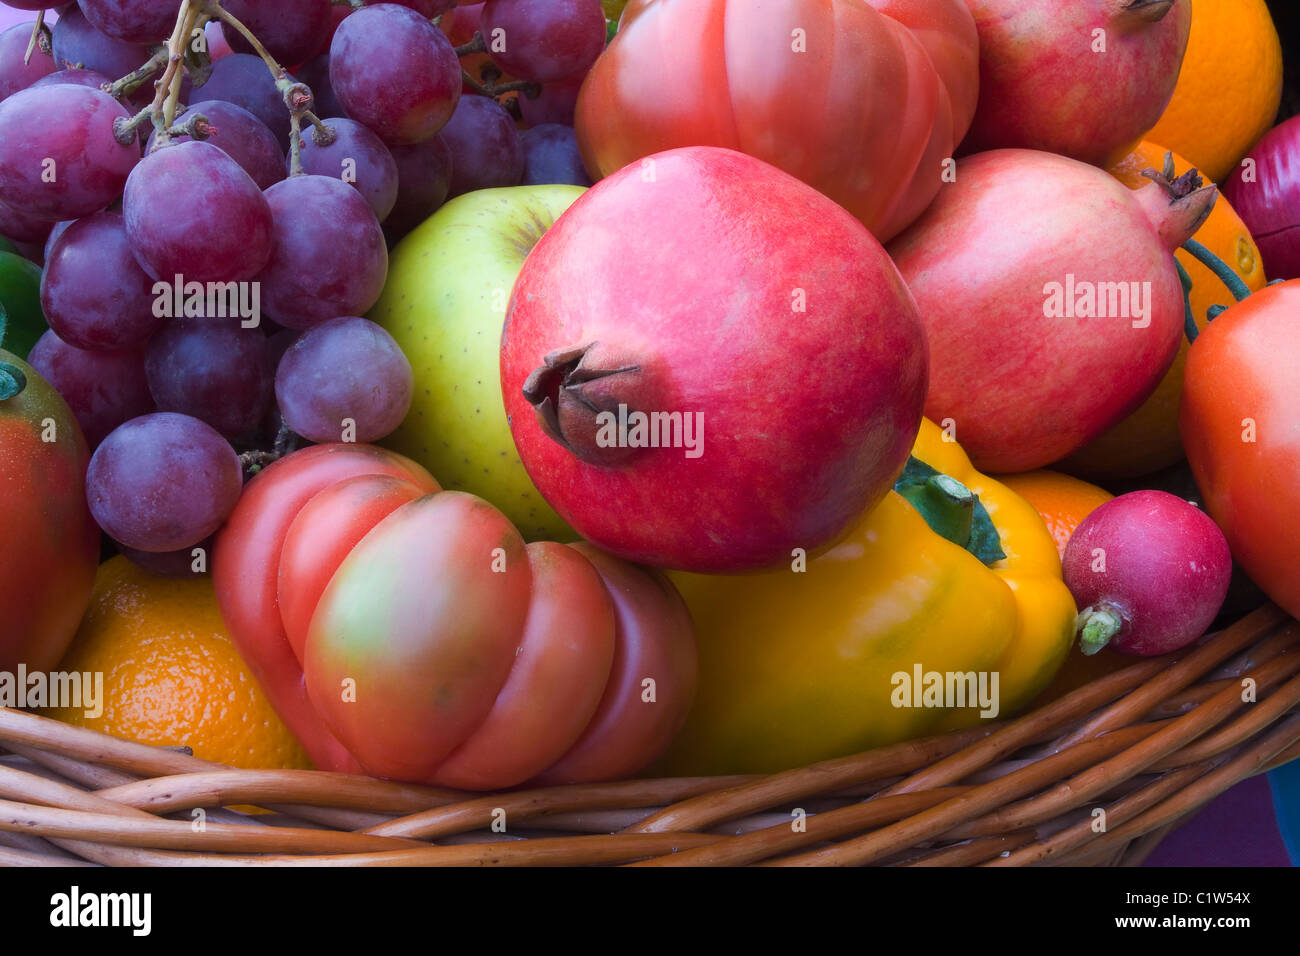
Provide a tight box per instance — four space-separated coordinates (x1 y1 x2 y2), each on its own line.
575 0 979 241
1181 281 1300 619
213 444 697 790
0 350 99 674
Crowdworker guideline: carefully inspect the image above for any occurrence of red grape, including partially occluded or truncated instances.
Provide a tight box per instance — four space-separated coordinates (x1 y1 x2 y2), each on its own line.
147 100 286 190
275 316 412 443
384 134 452 239
481 0 605 84
30 67 113 92
221 0 332 68
329 3 461 146
41 219 73 261
51 6 150 81
297 116 398 222
27 330 155 449
388 0 457 16
123 139 274 282
197 53 293 147
294 53 346 119
0 84 139 220
77 0 180 46
518 72 583 127
255 174 388 330
0 199 55 243
0 21 57 101
41 209 166 350
86 412 243 552
521 123 592 186
118 537 214 578
146 317 274 440
439 94 523 196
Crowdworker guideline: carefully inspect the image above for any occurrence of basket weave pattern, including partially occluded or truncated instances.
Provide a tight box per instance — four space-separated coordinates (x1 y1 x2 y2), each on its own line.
1 603 1298 867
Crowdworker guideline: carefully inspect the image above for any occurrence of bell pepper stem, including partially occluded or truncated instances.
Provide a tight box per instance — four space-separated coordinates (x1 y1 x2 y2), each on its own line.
1181 238 1254 303
896 474 976 550
1077 603 1125 656
0 361 27 402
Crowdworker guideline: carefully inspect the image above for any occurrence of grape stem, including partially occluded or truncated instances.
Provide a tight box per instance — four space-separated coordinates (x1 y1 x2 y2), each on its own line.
461 69 541 102
455 33 487 57
108 48 170 102
147 0 201 145
195 0 323 156
23 13 49 68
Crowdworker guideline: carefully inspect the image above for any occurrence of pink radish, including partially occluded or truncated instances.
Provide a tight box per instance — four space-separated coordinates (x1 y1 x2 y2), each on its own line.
1063 490 1231 656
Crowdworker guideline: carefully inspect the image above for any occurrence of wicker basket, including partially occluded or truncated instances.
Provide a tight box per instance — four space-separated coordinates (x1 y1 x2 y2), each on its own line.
1 601 1297 867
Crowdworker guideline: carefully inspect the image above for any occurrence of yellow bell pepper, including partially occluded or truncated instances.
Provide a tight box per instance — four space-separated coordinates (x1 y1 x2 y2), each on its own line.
663 418 1077 776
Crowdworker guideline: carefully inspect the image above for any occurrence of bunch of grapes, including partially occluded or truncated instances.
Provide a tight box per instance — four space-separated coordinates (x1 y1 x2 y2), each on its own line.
0 0 608 573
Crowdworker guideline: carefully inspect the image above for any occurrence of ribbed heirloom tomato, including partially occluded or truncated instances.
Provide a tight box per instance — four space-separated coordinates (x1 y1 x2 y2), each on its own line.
213 443 697 789
576 0 979 241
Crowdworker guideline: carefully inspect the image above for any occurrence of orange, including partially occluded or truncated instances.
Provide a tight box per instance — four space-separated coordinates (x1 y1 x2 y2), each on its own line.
998 469 1113 562
42 556 310 772
999 472 1132 706
1144 0 1282 184
1061 141 1267 481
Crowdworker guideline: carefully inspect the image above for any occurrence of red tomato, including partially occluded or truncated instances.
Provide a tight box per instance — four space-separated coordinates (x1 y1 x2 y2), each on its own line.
1181 281 1300 619
0 351 99 674
214 444 697 790
575 0 979 241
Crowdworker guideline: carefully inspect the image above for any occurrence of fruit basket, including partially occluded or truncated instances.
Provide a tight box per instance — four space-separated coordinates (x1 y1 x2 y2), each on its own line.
2 602 1295 867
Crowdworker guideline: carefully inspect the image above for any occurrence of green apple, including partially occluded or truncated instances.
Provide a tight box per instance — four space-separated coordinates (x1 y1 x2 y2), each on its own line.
369 185 585 541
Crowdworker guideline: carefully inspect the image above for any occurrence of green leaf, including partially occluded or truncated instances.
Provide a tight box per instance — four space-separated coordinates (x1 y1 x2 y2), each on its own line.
894 456 1007 566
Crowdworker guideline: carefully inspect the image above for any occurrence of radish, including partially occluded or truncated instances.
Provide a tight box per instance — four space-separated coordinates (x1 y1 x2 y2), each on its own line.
1063 490 1231 656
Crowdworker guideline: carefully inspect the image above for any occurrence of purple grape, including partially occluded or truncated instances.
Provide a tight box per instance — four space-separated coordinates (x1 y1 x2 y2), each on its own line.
0 84 139 220
329 4 461 146
255 174 387 330
387 0 457 15
439 94 524 197
221 0 332 68
518 72 583 128
196 53 293 147
521 123 592 186
294 53 346 119
145 317 274 440
481 0 606 84
27 329 155 448
0 2 56 10
77 0 180 46
0 21 57 101
41 219 73 261
41 209 166 350
118 536 214 578
147 100 286 190
275 316 413 443
86 412 243 552
297 116 397 222
29 67 113 92
384 134 452 239
0 198 54 243
51 6 149 81
123 139 273 282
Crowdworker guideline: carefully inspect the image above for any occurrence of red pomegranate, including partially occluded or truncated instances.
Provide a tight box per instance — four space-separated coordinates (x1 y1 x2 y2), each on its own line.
500 146 928 573
888 149 1216 474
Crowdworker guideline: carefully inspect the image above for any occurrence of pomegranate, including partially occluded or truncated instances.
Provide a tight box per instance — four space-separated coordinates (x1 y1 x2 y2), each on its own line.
500 146 928 573
888 149 1216 474
961 0 1191 167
